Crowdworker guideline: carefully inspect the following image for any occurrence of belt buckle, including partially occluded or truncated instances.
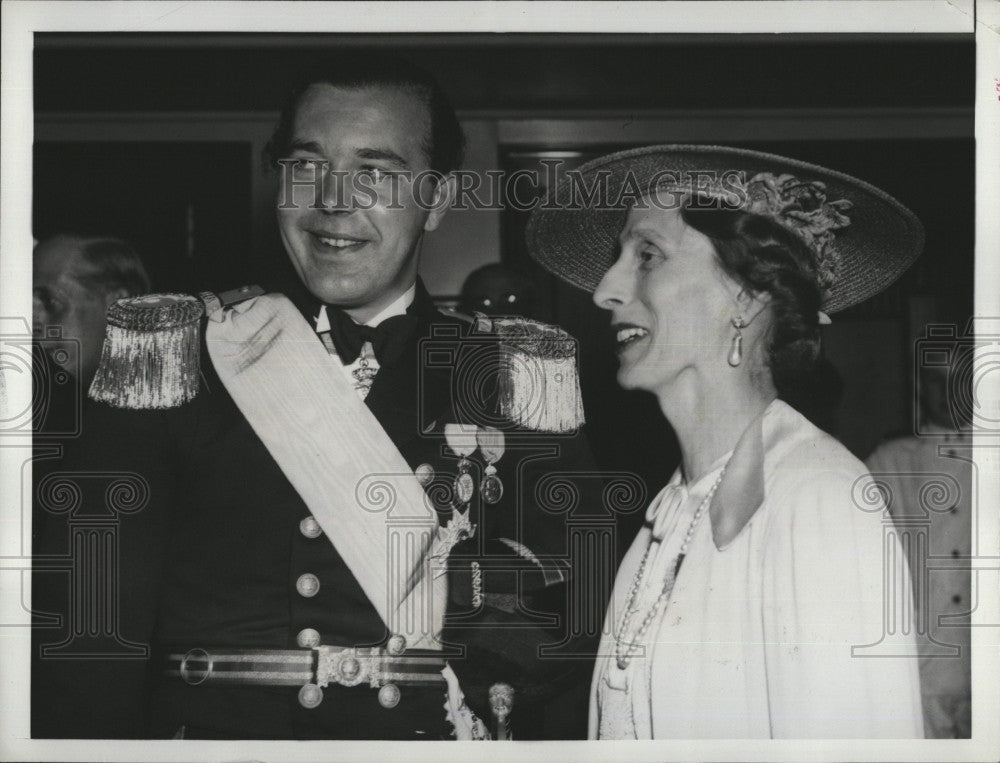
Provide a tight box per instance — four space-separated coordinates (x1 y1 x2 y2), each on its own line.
316 646 378 688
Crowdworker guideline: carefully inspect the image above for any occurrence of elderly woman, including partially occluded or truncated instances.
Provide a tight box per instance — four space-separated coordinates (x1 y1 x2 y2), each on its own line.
528 146 925 738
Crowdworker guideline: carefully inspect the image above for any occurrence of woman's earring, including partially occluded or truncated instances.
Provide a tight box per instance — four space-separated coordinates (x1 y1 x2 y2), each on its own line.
728 315 745 367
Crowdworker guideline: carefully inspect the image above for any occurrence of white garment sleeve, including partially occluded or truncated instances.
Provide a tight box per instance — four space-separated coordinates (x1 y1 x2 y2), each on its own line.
760 466 924 738
865 443 910 526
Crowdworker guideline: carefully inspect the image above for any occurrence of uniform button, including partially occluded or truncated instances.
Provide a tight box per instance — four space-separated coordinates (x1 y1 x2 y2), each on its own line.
386 634 407 656
378 683 401 709
415 463 434 486
952 594 962 604
298 683 323 709
299 516 323 539
296 573 320 598
297 628 321 648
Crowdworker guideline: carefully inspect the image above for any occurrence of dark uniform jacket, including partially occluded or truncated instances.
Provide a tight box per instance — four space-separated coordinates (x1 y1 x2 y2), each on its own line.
32 280 604 740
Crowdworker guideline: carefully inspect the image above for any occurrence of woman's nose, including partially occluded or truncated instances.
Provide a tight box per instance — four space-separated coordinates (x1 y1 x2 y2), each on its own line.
593 256 630 311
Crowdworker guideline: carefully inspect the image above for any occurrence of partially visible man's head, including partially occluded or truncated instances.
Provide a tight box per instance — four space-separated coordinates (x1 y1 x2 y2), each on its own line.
460 264 537 318
265 57 466 176
33 234 151 385
266 58 465 323
919 364 961 431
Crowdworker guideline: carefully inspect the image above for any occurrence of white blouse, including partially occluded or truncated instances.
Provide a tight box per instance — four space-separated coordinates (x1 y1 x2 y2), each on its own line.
590 400 924 739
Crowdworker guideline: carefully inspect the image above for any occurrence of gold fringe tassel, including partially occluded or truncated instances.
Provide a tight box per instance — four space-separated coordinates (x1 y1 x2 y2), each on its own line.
496 319 585 434
88 294 204 409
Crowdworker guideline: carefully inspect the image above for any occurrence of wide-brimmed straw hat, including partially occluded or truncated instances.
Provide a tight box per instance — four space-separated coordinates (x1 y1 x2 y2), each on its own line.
526 144 924 313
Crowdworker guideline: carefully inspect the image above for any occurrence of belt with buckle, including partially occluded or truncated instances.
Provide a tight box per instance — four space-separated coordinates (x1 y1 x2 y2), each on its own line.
165 644 446 710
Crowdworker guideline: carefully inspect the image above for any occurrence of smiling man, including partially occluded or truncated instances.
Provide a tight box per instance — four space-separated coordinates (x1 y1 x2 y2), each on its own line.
33 58 603 742
272 80 456 321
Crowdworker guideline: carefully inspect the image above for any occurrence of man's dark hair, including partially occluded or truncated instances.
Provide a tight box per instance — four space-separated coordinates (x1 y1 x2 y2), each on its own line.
264 56 466 175
72 236 151 296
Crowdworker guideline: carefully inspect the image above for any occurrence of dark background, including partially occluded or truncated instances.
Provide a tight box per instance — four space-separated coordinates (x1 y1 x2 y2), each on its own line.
33 34 973 302
34 35 973 112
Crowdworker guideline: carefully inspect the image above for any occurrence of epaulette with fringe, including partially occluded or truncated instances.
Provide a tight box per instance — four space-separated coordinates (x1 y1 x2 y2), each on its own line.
88 286 264 410
437 308 585 434
90 290 584 432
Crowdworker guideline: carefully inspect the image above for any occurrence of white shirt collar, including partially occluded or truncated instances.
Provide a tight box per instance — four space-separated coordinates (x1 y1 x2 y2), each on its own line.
314 283 417 333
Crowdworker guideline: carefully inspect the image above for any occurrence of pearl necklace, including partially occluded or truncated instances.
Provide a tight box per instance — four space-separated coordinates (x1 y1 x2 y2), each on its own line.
612 464 728 670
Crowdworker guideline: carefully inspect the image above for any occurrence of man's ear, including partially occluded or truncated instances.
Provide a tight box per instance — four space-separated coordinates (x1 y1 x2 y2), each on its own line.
423 173 457 233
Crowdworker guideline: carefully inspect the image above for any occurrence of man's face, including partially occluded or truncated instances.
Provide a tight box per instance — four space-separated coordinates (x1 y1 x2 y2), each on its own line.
276 84 452 322
33 236 122 385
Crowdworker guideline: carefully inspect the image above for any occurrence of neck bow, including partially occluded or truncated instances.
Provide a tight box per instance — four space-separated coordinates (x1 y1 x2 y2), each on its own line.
325 307 417 364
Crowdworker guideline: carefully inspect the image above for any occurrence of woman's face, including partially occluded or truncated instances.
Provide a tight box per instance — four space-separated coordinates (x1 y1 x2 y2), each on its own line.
593 205 740 395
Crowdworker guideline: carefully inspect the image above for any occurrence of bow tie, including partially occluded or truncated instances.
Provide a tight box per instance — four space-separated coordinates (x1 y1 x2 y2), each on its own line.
325 307 417 364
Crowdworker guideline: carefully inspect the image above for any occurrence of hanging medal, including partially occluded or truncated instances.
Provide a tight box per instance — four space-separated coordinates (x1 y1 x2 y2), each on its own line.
477 426 505 504
351 341 379 399
444 423 478 508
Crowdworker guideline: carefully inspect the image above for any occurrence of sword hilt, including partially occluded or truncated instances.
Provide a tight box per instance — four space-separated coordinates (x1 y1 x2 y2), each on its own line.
488 682 514 741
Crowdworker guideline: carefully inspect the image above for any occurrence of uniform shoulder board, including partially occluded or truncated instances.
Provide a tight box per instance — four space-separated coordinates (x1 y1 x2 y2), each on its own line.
199 285 266 317
89 286 263 410
436 305 473 324
436 306 496 334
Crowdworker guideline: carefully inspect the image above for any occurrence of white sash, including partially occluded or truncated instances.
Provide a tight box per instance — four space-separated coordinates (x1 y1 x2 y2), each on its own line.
204 293 443 648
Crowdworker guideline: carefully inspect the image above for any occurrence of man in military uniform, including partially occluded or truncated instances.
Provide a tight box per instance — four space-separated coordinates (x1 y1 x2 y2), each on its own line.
32 58 603 740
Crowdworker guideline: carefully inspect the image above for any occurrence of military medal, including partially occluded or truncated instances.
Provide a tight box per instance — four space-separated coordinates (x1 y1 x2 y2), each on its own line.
444 507 476 545
429 506 477 575
351 342 379 399
442 423 479 559
455 471 474 505
477 426 505 504
480 467 502 504
444 423 478 507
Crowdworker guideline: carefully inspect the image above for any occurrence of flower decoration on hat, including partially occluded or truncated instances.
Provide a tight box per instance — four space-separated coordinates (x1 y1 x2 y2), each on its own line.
744 173 853 297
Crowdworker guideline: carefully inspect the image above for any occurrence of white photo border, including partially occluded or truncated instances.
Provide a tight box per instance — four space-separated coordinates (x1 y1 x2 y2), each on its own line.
2 2 995 761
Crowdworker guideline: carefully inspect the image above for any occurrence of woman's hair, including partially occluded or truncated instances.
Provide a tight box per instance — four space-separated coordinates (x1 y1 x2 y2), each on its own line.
680 207 823 404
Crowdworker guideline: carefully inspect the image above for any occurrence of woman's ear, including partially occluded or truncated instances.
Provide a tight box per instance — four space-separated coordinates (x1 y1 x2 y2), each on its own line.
735 288 771 327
